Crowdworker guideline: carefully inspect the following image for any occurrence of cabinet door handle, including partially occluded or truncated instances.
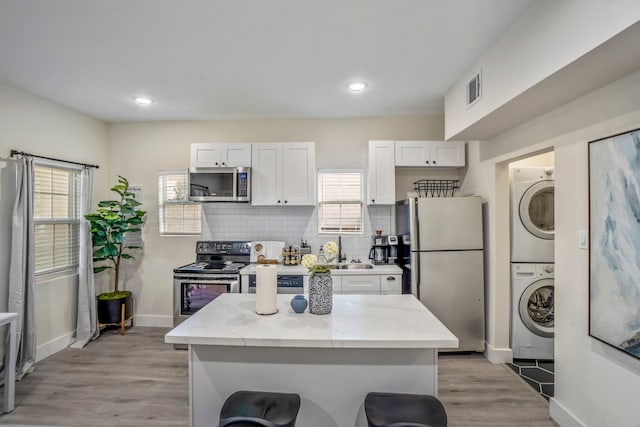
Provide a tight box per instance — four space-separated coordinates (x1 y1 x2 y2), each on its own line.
425 160 429 164
386 276 396 280
371 199 375 203
433 160 437 165
284 200 288 204
215 162 219 166
222 162 226 166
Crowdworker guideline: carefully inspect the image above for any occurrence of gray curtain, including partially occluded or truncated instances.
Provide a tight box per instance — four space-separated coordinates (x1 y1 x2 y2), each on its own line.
8 157 36 380
70 167 98 348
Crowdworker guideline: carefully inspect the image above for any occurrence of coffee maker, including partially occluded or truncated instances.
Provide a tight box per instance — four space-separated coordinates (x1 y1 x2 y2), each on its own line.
387 235 399 264
369 234 391 265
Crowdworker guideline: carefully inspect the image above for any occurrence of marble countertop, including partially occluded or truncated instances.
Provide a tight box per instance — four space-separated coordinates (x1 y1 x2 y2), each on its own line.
239 263 401 275
164 294 458 349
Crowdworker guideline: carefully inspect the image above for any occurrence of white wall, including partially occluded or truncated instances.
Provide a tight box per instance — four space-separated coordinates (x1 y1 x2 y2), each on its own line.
474 69 640 426
0 82 109 359
508 151 554 169
445 0 640 140
107 117 446 326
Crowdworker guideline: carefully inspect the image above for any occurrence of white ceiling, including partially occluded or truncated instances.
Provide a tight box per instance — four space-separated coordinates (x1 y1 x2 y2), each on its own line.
0 0 533 123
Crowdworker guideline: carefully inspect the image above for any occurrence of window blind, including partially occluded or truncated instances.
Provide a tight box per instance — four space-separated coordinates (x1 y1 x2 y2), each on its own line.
318 170 363 234
33 164 81 275
158 170 202 235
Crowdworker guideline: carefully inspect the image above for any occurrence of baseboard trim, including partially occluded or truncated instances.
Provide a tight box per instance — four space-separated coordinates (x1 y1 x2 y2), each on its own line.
135 314 173 328
36 331 74 362
550 397 585 427
484 343 513 364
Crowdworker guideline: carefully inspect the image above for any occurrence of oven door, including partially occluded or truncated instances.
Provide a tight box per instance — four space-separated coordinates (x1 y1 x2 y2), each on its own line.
173 274 239 327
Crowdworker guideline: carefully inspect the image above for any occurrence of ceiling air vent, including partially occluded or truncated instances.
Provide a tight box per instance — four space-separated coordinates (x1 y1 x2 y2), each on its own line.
466 70 482 108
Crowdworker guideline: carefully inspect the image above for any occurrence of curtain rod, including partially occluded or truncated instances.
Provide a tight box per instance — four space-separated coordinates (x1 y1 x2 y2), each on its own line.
10 150 99 169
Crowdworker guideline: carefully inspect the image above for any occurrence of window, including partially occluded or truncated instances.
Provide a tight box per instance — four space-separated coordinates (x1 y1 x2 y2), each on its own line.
317 169 363 234
34 163 81 275
158 170 202 235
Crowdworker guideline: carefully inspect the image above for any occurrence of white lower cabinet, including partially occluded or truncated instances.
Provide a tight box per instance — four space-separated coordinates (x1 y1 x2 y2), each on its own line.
331 276 342 294
380 275 402 294
341 275 380 294
332 274 402 294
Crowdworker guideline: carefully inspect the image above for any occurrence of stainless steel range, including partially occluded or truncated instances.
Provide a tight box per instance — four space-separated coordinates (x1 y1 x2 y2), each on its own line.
173 241 251 329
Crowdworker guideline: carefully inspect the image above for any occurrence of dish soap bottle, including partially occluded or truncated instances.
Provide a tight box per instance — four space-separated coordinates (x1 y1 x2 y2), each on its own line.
318 247 327 265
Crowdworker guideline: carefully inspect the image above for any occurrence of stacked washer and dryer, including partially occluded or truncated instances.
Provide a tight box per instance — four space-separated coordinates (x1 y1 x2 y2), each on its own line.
510 167 555 360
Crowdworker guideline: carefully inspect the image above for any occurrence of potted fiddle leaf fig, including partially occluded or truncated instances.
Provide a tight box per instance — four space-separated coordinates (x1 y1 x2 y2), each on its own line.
85 175 146 329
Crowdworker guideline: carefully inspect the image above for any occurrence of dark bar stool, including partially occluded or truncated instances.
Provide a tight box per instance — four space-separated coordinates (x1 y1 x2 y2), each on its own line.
219 390 301 427
364 392 447 427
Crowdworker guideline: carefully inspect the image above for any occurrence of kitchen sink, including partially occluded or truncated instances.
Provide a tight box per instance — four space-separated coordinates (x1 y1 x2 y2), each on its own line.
332 263 374 270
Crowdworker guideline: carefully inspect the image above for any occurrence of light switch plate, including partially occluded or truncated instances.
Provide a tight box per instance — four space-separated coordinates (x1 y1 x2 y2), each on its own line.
578 230 588 249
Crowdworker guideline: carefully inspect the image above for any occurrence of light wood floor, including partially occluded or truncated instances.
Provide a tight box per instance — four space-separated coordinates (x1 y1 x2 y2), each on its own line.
0 327 558 427
439 354 558 426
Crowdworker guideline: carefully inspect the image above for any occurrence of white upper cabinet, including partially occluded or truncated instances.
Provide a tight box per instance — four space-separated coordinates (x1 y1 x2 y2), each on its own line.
394 141 465 167
190 143 252 168
251 143 281 205
431 141 466 167
251 142 316 206
367 140 396 205
282 142 316 205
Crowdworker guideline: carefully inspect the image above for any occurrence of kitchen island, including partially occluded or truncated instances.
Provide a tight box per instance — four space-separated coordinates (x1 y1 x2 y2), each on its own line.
165 293 458 427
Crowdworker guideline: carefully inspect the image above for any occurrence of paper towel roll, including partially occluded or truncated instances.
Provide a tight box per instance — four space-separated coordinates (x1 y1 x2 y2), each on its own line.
255 264 278 315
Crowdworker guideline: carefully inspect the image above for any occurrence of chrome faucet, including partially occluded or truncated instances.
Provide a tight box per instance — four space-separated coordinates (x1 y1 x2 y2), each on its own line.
338 235 347 263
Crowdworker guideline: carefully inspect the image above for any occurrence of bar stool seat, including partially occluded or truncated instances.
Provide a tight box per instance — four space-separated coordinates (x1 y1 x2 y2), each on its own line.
364 392 447 427
219 390 301 427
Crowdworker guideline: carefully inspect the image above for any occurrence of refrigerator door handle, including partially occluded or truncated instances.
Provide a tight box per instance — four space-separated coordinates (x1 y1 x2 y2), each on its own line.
415 253 421 300
413 198 421 300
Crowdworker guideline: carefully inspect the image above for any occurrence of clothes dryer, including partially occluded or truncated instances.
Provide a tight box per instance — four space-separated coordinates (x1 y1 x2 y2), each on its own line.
511 167 554 263
511 263 554 360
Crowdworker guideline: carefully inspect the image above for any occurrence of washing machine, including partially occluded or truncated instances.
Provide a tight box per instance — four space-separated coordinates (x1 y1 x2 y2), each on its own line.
511 167 555 263
511 263 554 360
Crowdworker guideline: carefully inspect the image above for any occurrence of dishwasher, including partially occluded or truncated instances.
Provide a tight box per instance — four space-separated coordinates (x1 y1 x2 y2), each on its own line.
248 274 304 294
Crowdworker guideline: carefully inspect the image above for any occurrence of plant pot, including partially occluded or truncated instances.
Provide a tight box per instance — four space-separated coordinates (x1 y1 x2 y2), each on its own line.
97 293 133 325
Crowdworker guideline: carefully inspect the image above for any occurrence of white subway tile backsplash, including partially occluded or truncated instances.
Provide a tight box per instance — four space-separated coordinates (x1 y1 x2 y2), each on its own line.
202 203 392 260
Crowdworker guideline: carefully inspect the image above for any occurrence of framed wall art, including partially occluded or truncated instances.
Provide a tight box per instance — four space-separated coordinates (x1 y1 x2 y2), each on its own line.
589 127 640 360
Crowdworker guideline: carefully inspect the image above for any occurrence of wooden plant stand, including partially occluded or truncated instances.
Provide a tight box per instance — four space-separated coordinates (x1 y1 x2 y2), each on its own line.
98 296 135 335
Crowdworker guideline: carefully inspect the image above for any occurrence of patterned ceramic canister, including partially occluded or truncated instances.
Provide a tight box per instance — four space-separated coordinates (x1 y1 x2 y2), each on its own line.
308 273 332 315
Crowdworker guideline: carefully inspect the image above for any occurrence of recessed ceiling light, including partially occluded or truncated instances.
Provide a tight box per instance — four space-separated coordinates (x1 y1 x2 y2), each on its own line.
132 96 155 106
346 81 368 92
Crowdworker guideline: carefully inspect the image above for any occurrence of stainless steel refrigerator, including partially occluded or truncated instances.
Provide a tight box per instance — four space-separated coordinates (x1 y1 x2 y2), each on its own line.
395 196 485 352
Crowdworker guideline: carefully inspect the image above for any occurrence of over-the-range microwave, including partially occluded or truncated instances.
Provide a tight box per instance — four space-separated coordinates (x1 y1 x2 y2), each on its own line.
188 167 251 202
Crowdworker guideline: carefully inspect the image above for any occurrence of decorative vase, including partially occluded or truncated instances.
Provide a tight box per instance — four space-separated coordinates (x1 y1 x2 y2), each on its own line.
308 273 332 315
290 295 308 313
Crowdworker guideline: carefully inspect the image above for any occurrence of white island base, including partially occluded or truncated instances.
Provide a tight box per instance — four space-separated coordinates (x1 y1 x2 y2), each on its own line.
166 294 458 427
